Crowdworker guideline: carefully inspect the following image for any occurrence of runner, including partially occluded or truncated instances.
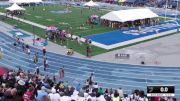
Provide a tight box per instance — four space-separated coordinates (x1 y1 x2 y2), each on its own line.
36 66 39 75
59 66 64 80
26 45 30 57
53 75 56 83
86 46 92 57
42 46 46 56
33 53 38 65
27 48 30 57
16 37 21 45
13 42 17 51
43 57 48 71
22 43 25 52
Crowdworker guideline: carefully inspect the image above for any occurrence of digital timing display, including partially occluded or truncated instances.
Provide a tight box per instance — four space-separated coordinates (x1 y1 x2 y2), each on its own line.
147 85 175 97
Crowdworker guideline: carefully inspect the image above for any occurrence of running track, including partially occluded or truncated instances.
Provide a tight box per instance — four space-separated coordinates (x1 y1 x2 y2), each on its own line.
0 33 180 97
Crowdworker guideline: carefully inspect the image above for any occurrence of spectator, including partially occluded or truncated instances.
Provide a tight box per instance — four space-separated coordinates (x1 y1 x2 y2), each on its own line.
60 95 71 101
92 82 98 93
0 67 177 101
16 80 27 97
36 66 40 75
130 89 140 101
23 87 34 101
37 86 48 101
98 87 104 95
89 73 94 83
64 81 69 87
76 83 81 92
138 90 148 101
117 88 124 98
48 88 61 101
112 90 119 101
42 95 50 101
71 90 78 101
109 88 113 95
96 92 106 101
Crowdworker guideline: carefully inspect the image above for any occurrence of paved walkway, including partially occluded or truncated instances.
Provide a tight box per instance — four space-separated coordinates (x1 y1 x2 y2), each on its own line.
92 32 180 67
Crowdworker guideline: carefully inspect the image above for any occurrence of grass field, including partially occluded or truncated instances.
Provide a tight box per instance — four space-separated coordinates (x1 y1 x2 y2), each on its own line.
12 5 113 36
0 5 114 56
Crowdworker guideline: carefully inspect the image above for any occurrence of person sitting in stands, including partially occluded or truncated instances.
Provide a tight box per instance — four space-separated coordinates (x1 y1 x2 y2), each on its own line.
67 48 74 55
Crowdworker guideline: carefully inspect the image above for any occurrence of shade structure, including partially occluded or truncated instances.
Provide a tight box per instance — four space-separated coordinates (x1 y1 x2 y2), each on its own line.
9 0 42 4
83 0 99 7
0 66 8 76
101 8 158 22
5 3 25 11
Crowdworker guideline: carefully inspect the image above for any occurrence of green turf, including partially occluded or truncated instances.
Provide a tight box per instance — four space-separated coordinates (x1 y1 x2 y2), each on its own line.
22 5 113 36
0 5 113 36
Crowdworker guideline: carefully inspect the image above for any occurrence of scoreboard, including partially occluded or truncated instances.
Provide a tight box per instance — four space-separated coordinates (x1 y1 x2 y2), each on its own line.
147 85 175 97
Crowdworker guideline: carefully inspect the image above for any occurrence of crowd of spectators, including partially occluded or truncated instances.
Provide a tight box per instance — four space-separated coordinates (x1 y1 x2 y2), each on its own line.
6 10 24 16
0 67 177 101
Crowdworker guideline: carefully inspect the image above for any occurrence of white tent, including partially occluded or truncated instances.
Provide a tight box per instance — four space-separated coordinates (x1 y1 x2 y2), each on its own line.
101 8 158 22
9 0 42 4
5 3 25 11
83 0 99 7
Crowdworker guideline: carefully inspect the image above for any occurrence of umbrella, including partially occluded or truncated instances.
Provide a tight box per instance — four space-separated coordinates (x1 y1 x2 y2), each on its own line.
46 26 58 32
0 66 8 76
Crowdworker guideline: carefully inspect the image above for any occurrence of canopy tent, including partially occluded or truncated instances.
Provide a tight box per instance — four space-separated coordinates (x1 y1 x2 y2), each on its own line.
83 0 99 7
9 0 42 4
101 8 158 22
5 3 25 11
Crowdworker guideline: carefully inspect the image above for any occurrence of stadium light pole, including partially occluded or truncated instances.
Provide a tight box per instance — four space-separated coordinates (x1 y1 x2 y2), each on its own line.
32 25 35 45
175 0 179 20
165 0 168 21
